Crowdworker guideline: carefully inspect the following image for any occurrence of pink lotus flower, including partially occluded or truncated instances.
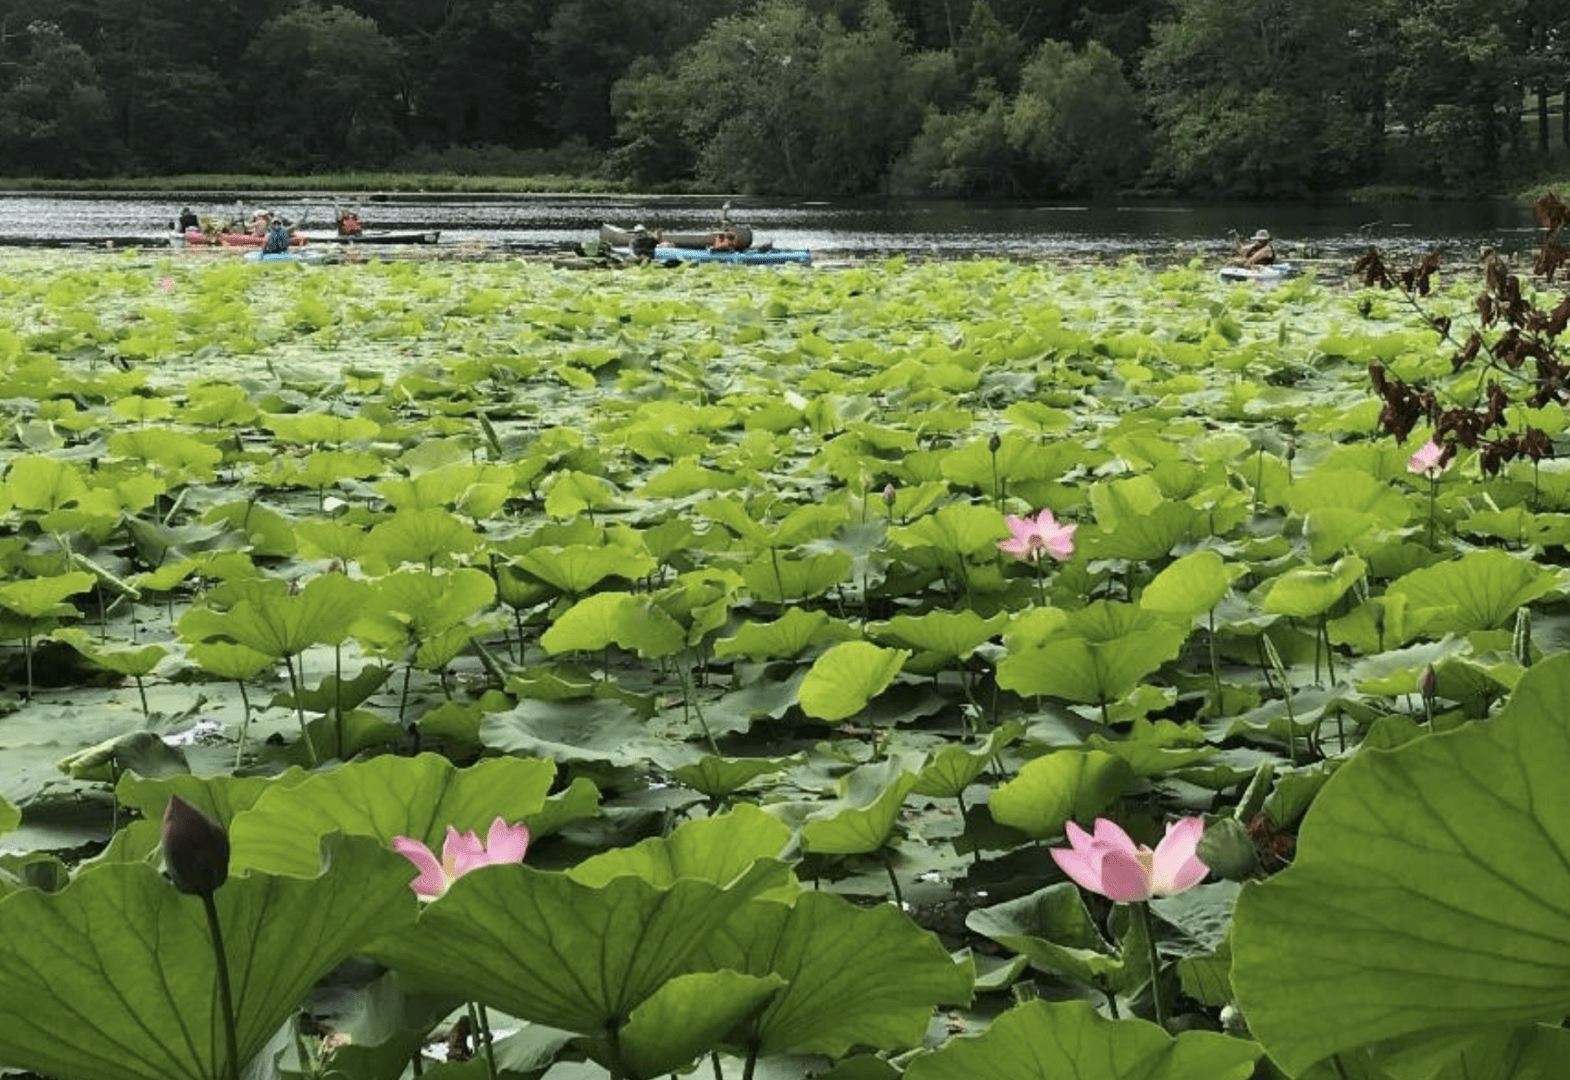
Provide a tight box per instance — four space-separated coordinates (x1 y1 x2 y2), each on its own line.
1051 817 1208 902
1407 439 1448 479
998 509 1076 563
392 817 530 900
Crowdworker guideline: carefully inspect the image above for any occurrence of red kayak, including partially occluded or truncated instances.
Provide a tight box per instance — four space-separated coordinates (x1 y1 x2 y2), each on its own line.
183 228 305 248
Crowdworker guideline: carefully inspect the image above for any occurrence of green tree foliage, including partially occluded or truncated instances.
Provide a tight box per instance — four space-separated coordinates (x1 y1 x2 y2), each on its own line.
1007 39 1147 197
1140 0 1376 197
0 21 116 176
243 5 402 168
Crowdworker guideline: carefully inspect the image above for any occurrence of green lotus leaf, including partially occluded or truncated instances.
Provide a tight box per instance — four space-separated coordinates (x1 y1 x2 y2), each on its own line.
57 730 188 782
695 890 975 1058
265 411 380 445
185 640 272 681
479 696 680 768
801 761 921 855
889 503 1012 564
366 858 789 1036
371 566 496 638
5 454 88 512
202 499 297 557
1385 549 1567 642
867 608 1009 660
1003 400 1073 435
988 750 1133 838
741 550 855 602
1262 555 1367 619
1140 549 1242 619
612 971 785 1079
912 721 1026 799
798 641 909 721
229 752 578 877
0 834 415 1080
1232 652 1570 1074
202 572 369 657
996 601 1189 705
515 543 657 594
940 432 1067 489
714 608 845 661
539 591 686 657
0 571 95 620
902 999 1261 1080
571 803 794 888
1287 467 1410 524
361 507 481 571
108 428 223 480
544 469 620 518
966 882 1140 988
1086 500 1198 561
0 794 17 837
671 754 804 799
50 627 166 677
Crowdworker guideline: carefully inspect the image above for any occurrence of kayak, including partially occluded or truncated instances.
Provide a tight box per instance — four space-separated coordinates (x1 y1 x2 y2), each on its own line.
244 249 329 263
184 228 305 248
652 246 811 266
296 229 441 245
601 222 755 251
1219 261 1301 283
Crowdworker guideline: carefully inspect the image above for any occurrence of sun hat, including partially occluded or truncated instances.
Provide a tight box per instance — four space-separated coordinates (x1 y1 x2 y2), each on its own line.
1252 229 1271 241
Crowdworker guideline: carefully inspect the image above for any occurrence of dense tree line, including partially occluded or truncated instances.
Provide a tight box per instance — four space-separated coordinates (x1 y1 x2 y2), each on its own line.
1 0 1566 198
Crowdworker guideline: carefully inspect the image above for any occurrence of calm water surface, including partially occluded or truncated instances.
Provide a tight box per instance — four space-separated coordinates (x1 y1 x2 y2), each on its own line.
0 190 1547 266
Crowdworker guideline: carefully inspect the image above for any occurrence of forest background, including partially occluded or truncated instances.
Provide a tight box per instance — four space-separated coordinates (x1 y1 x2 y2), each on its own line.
2 0 1568 201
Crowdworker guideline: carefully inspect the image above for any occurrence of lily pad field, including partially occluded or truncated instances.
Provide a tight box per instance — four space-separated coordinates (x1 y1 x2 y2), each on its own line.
0 241 1568 1080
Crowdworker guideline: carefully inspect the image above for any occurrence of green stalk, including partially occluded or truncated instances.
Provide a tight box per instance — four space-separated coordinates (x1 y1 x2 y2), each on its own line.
201 891 241 1080
1131 900 1167 1030
467 1002 497 1080
282 655 318 766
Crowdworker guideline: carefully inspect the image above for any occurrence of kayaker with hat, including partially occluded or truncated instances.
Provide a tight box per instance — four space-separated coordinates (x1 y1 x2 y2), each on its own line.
1232 228 1275 268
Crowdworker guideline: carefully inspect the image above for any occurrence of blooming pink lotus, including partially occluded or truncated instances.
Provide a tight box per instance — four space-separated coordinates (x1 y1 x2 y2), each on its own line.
1407 439 1448 479
1051 817 1208 902
997 509 1076 563
392 817 530 900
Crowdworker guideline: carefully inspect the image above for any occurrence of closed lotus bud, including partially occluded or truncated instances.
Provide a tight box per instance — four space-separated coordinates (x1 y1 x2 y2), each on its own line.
883 483 896 506
988 432 1002 453
162 794 230 895
1196 817 1258 881
1418 664 1438 705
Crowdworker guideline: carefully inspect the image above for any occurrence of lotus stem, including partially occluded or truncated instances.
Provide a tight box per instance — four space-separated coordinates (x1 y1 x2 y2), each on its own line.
234 680 253 768
1131 900 1167 1029
201 891 241 1080
883 850 904 907
1428 475 1438 547
1207 608 1221 709
467 1002 498 1080
282 655 318 766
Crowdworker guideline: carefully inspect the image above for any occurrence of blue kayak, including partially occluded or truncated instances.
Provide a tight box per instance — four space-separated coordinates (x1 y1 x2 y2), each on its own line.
244 249 329 263
652 246 811 266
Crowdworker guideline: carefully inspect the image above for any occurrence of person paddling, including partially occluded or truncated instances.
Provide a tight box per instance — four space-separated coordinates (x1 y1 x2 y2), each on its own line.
1233 229 1276 268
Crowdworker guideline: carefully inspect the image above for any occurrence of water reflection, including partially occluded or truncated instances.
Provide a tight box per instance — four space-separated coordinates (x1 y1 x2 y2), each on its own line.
0 190 1544 265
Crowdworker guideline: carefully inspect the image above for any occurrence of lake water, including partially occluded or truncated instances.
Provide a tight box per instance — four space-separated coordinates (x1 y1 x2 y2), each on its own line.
0 190 1548 266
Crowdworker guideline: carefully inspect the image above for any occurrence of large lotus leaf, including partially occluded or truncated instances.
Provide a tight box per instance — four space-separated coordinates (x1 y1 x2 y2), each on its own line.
539 591 686 657
0 793 17 837
912 721 1026 798
201 572 369 657
5 453 88 512
1089 473 1164 523
996 601 1189 705
612 971 785 1079
867 609 1009 660
1287 467 1410 525
514 543 658 594
798 641 909 721
801 761 921 855
714 608 845 661
371 566 496 638
966 882 1142 989
988 750 1133 838
1086 501 1198 561
0 570 95 620
229 753 578 877
361 507 482 570
265 411 380 445
543 470 619 518
0 834 415 1080
570 803 793 888
1140 550 1242 620
1231 652 1570 1075
888 504 1013 562
109 428 223 479
940 431 1066 487
692 890 974 1058
365 858 788 1036
1262 556 1367 619
902 1000 1261 1080
671 754 804 799
1384 549 1566 641
741 550 854 602
479 697 685 768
